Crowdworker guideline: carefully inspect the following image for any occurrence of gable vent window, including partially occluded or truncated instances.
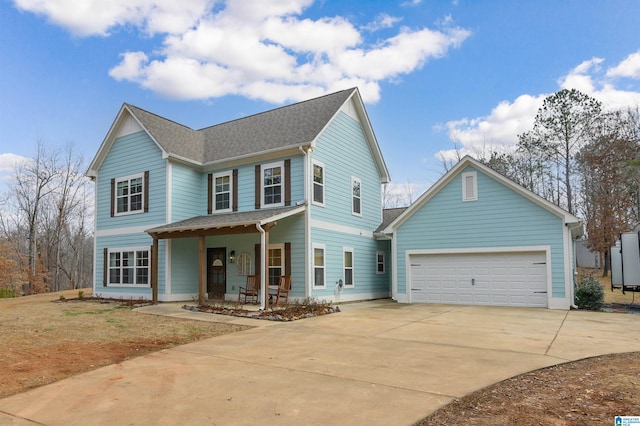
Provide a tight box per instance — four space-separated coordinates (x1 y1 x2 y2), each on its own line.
462 171 477 202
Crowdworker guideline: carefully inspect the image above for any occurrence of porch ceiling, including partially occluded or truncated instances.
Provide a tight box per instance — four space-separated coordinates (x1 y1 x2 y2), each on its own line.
145 205 305 239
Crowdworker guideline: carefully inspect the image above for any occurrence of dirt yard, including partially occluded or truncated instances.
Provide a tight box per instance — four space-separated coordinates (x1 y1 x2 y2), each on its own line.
0 290 250 398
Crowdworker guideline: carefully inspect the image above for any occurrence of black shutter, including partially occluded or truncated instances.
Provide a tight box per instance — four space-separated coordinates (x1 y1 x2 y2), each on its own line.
255 165 261 210
143 171 149 213
285 242 291 276
207 173 213 214
232 169 238 212
110 178 115 217
284 159 291 206
103 248 108 287
254 244 261 277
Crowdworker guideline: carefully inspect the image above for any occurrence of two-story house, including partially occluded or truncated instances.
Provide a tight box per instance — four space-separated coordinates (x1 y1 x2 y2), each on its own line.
87 88 392 306
89 87 582 310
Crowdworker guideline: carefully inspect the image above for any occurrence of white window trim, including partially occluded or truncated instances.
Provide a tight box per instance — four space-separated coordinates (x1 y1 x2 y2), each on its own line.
312 160 325 207
268 243 285 288
343 247 354 288
114 172 145 216
351 176 362 217
376 251 385 275
462 171 478 202
107 246 151 288
313 243 326 289
261 161 285 208
212 170 233 213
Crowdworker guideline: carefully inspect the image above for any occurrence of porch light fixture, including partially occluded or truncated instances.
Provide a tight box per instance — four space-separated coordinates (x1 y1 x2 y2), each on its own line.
229 250 236 263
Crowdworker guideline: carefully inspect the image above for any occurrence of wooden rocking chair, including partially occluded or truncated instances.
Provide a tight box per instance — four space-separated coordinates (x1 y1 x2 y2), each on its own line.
238 275 260 304
269 275 292 306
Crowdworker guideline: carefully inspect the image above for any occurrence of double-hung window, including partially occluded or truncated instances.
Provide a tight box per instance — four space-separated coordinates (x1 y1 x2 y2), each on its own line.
108 248 150 286
376 251 385 274
213 172 232 212
312 161 325 206
115 173 144 215
343 248 354 288
352 177 362 216
262 162 283 207
268 244 284 287
313 244 325 288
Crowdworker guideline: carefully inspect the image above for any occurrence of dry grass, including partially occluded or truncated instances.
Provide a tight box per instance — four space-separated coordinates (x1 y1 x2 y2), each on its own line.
0 289 251 398
579 267 640 305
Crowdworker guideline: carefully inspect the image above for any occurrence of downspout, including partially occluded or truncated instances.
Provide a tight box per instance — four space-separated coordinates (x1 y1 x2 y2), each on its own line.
299 145 311 298
256 223 267 310
567 221 583 309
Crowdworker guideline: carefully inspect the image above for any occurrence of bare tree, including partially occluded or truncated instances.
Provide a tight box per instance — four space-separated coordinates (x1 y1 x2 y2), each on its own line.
1 141 93 293
576 109 640 276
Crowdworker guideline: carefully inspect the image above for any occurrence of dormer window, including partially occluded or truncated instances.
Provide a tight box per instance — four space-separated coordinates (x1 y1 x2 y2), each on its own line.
462 171 477 202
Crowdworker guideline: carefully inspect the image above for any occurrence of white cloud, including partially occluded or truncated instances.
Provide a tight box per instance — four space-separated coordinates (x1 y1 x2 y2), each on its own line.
438 53 640 162
607 50 640 79
14 0 470 104
14 0 213 36
0 153 29 175
361 13 402 32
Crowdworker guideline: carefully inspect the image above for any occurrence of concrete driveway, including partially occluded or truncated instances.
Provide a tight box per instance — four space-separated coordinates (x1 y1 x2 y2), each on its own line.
2 300 640 425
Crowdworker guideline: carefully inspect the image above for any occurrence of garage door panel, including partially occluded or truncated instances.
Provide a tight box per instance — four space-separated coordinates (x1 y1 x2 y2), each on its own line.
410 251 547 308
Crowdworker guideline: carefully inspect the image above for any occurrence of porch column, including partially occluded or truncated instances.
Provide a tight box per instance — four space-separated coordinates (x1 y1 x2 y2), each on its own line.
257 222 276 309
198 235 206 305
151 236 159 305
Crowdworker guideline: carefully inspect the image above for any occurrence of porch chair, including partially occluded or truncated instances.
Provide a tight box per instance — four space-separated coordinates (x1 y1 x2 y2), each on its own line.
269 275 292 306
238 275 260 304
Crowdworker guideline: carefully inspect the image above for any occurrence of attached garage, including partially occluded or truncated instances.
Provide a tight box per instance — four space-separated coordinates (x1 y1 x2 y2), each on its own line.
409 251 548 307
378 156 583 310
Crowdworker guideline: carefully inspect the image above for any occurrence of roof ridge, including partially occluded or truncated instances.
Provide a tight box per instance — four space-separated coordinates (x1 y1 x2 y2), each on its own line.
125 103 196 132
196 88 356 132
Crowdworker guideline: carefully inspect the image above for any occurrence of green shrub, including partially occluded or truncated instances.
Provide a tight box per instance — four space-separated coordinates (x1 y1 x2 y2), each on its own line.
0 287 16 298
575 275 604 310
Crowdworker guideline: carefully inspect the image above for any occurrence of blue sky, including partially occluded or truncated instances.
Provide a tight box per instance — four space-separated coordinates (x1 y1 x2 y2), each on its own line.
2 0 640 199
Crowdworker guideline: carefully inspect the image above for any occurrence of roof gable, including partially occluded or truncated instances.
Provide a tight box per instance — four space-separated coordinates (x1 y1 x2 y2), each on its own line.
383 156 581 234
87 88 389 181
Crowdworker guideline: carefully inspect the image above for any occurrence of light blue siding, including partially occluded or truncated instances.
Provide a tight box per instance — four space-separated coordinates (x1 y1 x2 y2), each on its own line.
94 234 166 299
169 238 199 295
395 165 567 298
167 214 306 298
310 112 382 229
172 164 204 221
310 112 390 300
231 155 305 212
96 131 166 230
308 111 387 300
94 130 167 299
310 228 390 300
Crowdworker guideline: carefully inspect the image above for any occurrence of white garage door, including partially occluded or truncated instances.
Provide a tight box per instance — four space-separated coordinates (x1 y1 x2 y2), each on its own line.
410 251 547 307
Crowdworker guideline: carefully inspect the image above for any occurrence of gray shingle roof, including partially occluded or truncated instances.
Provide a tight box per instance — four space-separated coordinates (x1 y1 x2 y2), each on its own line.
375 207 408 233
125 104 205 161
146 205 305 235
128 88 355 165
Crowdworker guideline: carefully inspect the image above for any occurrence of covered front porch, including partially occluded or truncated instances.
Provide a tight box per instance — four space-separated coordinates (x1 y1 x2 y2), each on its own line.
145 205 305 308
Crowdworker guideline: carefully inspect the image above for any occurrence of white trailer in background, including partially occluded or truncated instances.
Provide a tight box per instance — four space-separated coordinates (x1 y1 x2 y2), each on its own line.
611 232 640 293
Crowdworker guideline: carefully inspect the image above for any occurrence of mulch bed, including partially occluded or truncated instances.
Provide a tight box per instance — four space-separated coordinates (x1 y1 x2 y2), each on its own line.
183 303 340 321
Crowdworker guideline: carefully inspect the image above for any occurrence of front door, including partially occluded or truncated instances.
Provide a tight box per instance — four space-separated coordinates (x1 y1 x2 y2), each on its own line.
207 247 226 299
